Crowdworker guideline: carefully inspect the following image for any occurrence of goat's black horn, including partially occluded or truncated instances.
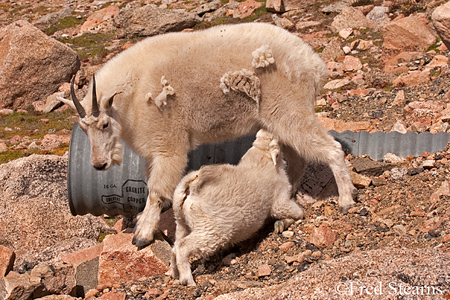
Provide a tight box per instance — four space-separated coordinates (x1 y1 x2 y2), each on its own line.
91 75 100 117
70 76 86 118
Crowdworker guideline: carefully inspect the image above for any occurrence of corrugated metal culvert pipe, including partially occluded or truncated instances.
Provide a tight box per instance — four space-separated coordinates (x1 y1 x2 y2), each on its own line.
67 123 254 217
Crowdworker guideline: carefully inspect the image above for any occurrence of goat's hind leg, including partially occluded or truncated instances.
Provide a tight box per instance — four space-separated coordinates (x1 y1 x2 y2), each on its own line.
269 116 356 213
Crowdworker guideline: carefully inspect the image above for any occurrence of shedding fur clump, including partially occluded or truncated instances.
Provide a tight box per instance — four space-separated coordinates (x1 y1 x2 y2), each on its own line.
219 69 261 105
252 45 275 68
146 76 175 110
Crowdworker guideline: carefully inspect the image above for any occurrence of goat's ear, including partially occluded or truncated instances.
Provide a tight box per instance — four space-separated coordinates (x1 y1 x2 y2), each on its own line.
102 92 117 110
270 148 279 166
57 95 77 111
269 139 280 166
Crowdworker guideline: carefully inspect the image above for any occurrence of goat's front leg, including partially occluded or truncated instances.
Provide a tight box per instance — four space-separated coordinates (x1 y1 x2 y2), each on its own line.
132 153 188 248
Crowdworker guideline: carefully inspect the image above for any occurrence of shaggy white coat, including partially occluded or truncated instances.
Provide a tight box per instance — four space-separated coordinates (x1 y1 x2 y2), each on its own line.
171 130 304 286
62 23 355 246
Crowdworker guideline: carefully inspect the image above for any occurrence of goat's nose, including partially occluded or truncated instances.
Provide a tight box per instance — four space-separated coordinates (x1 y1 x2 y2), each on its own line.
94 163 108 171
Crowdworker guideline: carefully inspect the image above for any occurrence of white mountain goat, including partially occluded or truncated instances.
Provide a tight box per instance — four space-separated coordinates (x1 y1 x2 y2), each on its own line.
60 22 355 247
171 129 304 286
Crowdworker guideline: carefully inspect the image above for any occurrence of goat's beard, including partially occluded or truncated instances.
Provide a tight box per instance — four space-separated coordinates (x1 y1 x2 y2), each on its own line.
111 140 123 166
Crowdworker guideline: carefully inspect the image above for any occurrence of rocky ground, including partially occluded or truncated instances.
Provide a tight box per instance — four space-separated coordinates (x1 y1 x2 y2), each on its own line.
1 0 450 299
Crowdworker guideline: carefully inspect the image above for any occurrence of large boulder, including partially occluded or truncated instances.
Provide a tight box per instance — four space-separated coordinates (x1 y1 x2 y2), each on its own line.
382 16 436 51
114 5 200 38
0 154 112 273
432 1 450 50
0 20 80 110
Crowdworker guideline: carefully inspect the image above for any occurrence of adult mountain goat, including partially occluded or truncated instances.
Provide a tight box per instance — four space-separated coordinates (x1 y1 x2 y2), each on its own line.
61 22 356 247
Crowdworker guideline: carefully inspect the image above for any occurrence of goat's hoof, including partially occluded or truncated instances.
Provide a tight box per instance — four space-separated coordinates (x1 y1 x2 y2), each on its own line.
273 220 285 234
339 205 353 215
180 278 196 287
132 236 152 249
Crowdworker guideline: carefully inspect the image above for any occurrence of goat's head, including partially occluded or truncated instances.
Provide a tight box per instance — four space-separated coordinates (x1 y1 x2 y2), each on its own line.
63 76 123 171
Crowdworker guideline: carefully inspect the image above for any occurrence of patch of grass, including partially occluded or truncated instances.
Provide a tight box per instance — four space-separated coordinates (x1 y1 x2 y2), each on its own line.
45 15 86 36
0 109 77 165
243 4 267 22
427 37 442 53
58 32 115 61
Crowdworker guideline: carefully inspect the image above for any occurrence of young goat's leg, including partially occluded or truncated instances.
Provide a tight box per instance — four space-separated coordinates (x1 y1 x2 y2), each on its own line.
272 195 304 233
171 220 190 280
133 153 188 247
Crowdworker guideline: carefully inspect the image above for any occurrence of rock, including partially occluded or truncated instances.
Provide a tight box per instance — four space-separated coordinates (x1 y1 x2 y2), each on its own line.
0 154 112 273
390 167 407 181
0 143 7 153
309 223 337 249
382 16 436 51
98 292 127 300
222 253 236 266
233 0 262 19
366 6 389 24
323 78 351 90
350 171 372 189
320 37 345 61
425 54 449 69
322 1 347 14
383 153 404 164
403 100 446 119
0 20 80 110
390 119 407 134
114 5 200 38
266 0 283 13
295 20 322 30
80 5 120 33
339 28 353 39
30 262 77 297
97 232 171 287
0 272 42 300
393 70 430 87
392 90 407 106
0 108 14 115
422 160 436 169
61 244 103 295
350 157 392 176
39 134 71 151
41 92 65 113
191 0 222 15
343 55 362 71
279 241 295 251
318 117 374 132
331 6 376 32
282 231 294 238
272 14 294 29
257 264 271 277
0 245 15 277
432 1 450 51
33 7 73 32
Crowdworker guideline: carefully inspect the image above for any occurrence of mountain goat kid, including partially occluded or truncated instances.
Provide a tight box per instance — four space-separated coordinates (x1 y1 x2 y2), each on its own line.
60 22 355 248
171 129 304 286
